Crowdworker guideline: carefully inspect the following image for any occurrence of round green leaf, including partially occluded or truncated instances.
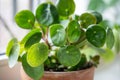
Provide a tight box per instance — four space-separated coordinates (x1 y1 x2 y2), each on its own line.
80 13 96 28
50 24 66 46
36 3 59 27
67 20 81 43
27 43 49 67
57 45 81 67
20 29 42 49
15 10 35 29
6 38 17 56
91 11 103 24
68 54 87 71
86 24 106 47
56 0 75 16
106 28 115 49
22 54 44 80
8 41 20 68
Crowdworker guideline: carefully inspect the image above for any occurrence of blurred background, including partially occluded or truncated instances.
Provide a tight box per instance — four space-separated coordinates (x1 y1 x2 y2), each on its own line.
0 0 120 80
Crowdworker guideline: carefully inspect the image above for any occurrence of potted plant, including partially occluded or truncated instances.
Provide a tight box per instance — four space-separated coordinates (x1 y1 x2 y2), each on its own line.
6 0 115 80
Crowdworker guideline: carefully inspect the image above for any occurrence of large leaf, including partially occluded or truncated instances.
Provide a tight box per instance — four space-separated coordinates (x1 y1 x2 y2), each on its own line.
22 54 44 80
106 28 115 49
80 13 96 28
86 24 106 47
87 0 107 12
15 10 35 29
36 3 59 27
50 24 66 46
27 43 49 67
67 20 81 43
20 29 42 49
56 0 75 17
6 38 20 68
57 45 81 67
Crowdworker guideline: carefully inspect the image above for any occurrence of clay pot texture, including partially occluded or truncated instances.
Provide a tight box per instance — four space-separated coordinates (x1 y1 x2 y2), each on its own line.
21 67 95 80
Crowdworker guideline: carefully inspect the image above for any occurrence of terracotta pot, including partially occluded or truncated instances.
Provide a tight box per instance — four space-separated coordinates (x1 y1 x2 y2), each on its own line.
21 67 95 80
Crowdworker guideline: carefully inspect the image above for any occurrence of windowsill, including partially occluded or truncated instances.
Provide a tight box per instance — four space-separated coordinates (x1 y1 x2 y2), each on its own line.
0 54 8 67
0 54 7 61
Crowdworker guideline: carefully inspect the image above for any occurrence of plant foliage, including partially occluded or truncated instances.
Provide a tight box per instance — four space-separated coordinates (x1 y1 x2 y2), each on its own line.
6 0 115 80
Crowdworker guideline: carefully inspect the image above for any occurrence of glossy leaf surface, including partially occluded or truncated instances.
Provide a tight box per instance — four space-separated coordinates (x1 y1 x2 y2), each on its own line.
6 38 17 56
80 13 96 28
36 3 59 27
6 39 20 68
20 29 42 49
57 45 81 67
86 25 106 47
15 10 35 29
57 0 75 16
106 28 115 49
22 54 44 80
67 20 81 43
27 43 49 67
91 11 102 24
50 24 66 46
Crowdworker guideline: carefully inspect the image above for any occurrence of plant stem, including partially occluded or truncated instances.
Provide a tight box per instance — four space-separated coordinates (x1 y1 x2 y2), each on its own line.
40 26 51 49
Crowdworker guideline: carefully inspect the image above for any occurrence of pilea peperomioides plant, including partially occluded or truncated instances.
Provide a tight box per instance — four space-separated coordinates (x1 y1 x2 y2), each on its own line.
6 0 115 80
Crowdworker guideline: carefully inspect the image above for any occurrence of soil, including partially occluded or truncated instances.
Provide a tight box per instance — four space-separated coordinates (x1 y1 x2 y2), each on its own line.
44 62 93 72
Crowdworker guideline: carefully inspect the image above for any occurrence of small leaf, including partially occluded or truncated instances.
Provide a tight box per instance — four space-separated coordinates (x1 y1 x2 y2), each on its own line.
91 11 103 24
67 20 81 43
86 24 106 47
56 0 75 17
57 45 81 67
80 13 96 28
6 38 17 56
36 3 59 27
15 10 35 29
27 43 49 67
50 24 66 46
106 28 115 49
91 55 100 67
100 48 115 63
22 54 44 80
6 39 20 68
20 29 42 49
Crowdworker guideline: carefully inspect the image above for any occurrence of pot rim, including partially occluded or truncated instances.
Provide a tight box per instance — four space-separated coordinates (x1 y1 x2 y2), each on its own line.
44 66 95 74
